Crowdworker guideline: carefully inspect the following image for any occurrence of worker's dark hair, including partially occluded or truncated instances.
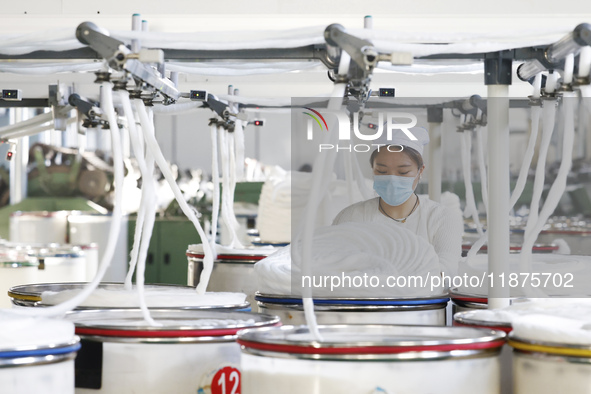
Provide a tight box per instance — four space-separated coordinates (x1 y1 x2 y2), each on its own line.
369 145 424 169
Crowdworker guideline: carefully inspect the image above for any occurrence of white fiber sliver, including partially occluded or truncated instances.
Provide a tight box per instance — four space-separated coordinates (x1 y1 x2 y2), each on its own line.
41 288 247 308
512 314 591 346
94 318 256 328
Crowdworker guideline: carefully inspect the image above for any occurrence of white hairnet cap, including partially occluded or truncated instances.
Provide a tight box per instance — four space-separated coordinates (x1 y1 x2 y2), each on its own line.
390 127 430 156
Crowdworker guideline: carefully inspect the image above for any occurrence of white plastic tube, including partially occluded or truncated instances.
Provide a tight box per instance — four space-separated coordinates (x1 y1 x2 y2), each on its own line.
0 111 55 138
532 73 543 100
1 121 56 140
563 53 575 85
487 85 511 309
135 99 214 294
578 47 591 78
7 83 124 317
545 72 560 94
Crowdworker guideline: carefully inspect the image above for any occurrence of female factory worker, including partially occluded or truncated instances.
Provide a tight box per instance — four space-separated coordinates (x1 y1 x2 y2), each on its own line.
333 128 463 276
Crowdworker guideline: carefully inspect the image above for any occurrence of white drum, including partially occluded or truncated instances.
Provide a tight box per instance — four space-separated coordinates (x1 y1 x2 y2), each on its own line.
79 243 99 281
0 243 88 308
454 311 514 394
0 311 80 394
536 229 591 255
238 325 506 394
35 245 88 284
187 244 274 307
454 254 591 315
508 217 591 255
0 260 39 308
255 293 448 326
509 335 591 394
9 211 71 244
68 214 128 282
66 309 280 394
450 288 489 315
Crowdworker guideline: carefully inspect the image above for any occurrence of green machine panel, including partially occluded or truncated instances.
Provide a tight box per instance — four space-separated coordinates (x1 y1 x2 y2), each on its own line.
128 217 201 286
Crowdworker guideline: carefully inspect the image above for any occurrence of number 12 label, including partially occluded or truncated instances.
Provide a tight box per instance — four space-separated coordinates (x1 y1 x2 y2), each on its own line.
211 366 241 394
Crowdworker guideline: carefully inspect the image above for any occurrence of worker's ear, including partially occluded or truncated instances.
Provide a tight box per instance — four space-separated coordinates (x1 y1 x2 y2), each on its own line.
419 165 425 179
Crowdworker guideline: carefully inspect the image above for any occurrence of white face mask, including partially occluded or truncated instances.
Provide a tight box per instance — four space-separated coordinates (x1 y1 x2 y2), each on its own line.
373 173 418 206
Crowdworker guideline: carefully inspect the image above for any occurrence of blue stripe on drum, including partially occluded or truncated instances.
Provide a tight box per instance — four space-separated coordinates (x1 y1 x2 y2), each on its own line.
254 296 450 306
0 342 81 359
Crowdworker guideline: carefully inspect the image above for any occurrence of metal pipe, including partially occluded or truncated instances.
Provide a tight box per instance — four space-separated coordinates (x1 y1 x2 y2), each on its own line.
518 23 591 81
548 23 591 62
9 108 28 205
131 13 142 53
0 111 54 138
487 85 511 309
3 121 56 140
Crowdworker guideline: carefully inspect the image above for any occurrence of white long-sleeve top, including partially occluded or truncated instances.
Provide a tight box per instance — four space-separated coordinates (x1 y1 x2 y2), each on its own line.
332 195 463 276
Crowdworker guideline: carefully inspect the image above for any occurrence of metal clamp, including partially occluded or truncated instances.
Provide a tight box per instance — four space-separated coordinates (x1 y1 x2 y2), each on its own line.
76 22 180 101
324 24 381 103
69 93 104 129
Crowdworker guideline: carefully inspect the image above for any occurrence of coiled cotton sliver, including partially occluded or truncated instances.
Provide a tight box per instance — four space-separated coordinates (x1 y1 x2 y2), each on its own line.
512 314 591 346
40 288 247 308
459 253 591 296
256 221 442 297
